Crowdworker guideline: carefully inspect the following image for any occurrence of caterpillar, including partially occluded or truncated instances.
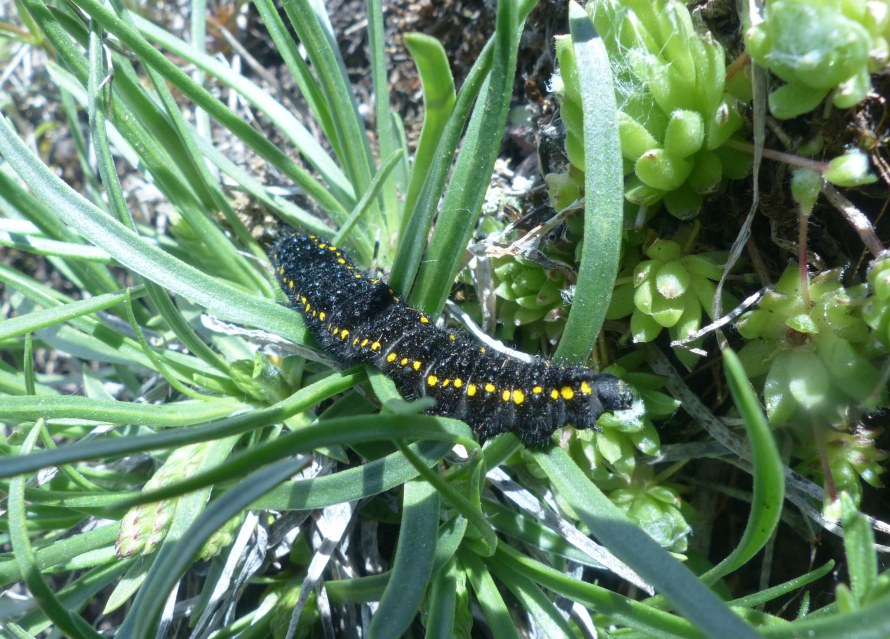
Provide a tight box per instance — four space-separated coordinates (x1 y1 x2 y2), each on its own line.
270 232 634 447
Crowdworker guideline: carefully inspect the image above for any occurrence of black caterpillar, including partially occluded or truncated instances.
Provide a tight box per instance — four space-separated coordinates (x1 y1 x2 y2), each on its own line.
270 232 634 447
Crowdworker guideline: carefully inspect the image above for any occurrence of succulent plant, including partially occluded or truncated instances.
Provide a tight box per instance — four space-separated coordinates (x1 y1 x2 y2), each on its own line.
795 426 888 511
863 256 890 348
746 0 890 119
737 264 888 509
607 237 726 367
736 265 885 427
552 0 751 219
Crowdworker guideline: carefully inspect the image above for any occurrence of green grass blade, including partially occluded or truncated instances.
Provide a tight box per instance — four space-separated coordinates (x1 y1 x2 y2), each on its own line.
0 113 305 340
0 372 359 478
413 0 522 313
334 149 405 245
533 445 759 639
37 0 347 220
389 0 538 298
459 547 522 639
369 479 440 638
426 560 460 639
840 493 878 605
253 441 452 510
367 0 403 234
396 440 497 555
7 421 103 639
702 348 785 583
401 33 456 219
280 0 378 246
488 557 576 638
495 543 702 638
759 593 890 638
0 287 143 341
132 11 354 207
123 457 303 636
553 2 624 364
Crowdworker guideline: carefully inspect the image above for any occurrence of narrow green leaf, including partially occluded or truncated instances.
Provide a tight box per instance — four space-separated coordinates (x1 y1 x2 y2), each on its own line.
488 558 576 638
533 446 759 638
367 0 403 234
370 479 440 638
391 0 539 302
554 2 624 364
0 113 306 342
8 421 103 638
402 33 456 217
495 544 701 638
841 493 879 605
0 372 359 479
253 441 452 510
702 348 785 582
426 560 460 639
460 548 522 639
280 0 378 250
413 0 522 313
334 149 405 245
0 288 143 342
759 593 890 638
133 11 354 206
125 456 303 636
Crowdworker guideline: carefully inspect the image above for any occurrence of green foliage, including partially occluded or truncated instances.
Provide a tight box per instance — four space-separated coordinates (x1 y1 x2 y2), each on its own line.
554 0 749 220
0 0 888 637
737 265 885 426
746 0 890 118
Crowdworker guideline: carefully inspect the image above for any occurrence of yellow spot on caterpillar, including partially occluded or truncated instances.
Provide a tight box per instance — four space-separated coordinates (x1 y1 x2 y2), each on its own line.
332 326 338 334
361 339 369 348
288 280 294 288
318 243 327 248
512 390 525 405
338 258 346 265
420 316 430 324
453 379 463 388
301 296 307 304
550 389 559 400
371 342 381 351
312 311 317 317
442 379 450 387
561 387 574 400
371 279 379 285
480 347 486 353
485 383 495 393
353 338 359 346
328 245 336 251
347 265 354 270
319 312 326 321
449 334 456 341
533 386 542 394
340 329 349 340
467 384 477 397
400 357 408 366
305 303 311 312
386 352 397 363
278 267 284 275
580 381 592 395
309 235 317 239
427 375 438 387
502 390 510 402
412 361 422 371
